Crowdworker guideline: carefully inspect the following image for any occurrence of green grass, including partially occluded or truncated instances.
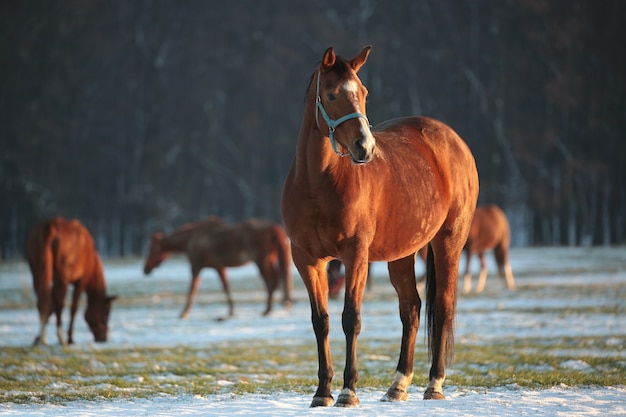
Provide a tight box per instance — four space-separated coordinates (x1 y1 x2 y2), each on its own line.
2 248 625 404
1 334 624 404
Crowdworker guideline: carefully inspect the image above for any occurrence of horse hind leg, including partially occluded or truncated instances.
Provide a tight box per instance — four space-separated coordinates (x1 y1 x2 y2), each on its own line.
503 263 515 290
462 249 473 295
425 242 462 400
52 283 68 346
258 261 279 316
34 289 53 346
381 254 420 403
494 244 515 290
67 284 81 344
474 253 488 293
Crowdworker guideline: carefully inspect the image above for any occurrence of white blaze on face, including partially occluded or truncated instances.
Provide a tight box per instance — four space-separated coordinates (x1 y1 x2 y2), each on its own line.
341 79 375 151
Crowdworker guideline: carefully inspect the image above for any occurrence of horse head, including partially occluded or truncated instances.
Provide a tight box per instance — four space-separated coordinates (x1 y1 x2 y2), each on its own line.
314 46 376 164
84 295 116 342
143 232 168 274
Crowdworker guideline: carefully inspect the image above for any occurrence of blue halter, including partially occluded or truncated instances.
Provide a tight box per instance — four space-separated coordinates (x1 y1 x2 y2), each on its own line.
315 70 370 157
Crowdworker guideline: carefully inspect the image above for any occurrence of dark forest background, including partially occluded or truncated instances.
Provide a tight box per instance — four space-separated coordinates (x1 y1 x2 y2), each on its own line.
1 0 625 260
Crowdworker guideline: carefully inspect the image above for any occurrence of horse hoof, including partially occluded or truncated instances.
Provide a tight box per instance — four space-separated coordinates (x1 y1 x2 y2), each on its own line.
380 387 408 402
310 396 334 407
423 388 445 400
335 389 359 407
33 337 47 346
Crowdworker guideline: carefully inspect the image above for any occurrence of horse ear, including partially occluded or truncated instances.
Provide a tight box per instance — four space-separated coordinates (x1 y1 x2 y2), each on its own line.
350 45 372 72
321 47 336 71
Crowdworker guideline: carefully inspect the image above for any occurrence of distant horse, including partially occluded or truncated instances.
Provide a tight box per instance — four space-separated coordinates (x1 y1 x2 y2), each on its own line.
281 46 478 406
143 216 293 319
462 204 515 294
26 217 116 346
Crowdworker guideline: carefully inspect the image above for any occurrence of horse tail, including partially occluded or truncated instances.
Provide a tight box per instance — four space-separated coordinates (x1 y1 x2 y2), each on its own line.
272 224 293 304
27 219 56 297
425 243 455 365
493 243 506 275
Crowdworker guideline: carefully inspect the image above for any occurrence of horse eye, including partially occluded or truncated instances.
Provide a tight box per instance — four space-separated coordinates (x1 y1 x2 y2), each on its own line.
327 93 336 101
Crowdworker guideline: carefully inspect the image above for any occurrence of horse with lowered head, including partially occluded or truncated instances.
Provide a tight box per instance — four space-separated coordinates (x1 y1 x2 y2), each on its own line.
281 46 478 406
27 217 116 346
143 216 293 319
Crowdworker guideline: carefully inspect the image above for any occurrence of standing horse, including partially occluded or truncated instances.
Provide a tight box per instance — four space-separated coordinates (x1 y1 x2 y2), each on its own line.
26 217 116 346
281 46 478 406
462 204 515 294
143 216 293 319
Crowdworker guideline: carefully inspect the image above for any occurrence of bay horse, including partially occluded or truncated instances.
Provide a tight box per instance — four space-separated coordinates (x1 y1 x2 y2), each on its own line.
281 46 479 406
26 217 116 346
143 216 293 319
462 204 515 294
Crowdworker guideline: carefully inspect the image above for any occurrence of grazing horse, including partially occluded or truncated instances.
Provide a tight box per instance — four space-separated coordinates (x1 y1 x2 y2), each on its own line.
281 46 479 406
143 216 293 319
26 217 116 346
462 204 515 294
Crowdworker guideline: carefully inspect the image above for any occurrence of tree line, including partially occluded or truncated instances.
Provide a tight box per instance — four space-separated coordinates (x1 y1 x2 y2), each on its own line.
1 0 625 260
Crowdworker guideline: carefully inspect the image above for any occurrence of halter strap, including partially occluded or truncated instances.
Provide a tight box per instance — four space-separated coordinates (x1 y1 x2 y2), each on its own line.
315 70 370 157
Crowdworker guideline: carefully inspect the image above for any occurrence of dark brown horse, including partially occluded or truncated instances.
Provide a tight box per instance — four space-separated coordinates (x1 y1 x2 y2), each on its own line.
281 46 479 406
462 204 515 294
26 217 116 346
144 216 293 319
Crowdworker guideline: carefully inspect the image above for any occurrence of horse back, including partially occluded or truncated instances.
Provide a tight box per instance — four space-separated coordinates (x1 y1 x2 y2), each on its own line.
364 116 478 259
188 218 290 268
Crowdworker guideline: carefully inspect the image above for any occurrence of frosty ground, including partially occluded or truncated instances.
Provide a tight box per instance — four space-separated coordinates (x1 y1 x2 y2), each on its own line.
1 246 625 416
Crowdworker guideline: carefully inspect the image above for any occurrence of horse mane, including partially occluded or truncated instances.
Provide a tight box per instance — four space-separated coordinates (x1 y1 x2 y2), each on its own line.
167 216 224 237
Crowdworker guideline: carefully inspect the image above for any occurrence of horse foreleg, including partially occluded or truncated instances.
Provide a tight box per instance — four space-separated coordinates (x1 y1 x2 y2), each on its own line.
180 273 200 319
215 267 234 319
382 255 420 402
293 248 334 407
52 283 68 346
475 253 488 293
335 258 369 407
67 284 81 344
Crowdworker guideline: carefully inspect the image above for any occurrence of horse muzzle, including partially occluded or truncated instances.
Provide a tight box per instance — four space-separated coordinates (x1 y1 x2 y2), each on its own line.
349 135 375 164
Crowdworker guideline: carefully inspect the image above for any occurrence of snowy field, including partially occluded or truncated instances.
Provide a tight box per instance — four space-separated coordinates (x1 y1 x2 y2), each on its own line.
1 246 625 416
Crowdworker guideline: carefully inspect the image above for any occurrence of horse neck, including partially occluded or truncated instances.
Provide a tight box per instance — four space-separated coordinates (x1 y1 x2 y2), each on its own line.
161 227 197 252
85 255 107 299
294 95 343 179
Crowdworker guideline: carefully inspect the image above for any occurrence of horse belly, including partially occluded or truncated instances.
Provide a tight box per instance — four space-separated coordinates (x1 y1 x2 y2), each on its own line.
368 184 448 262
